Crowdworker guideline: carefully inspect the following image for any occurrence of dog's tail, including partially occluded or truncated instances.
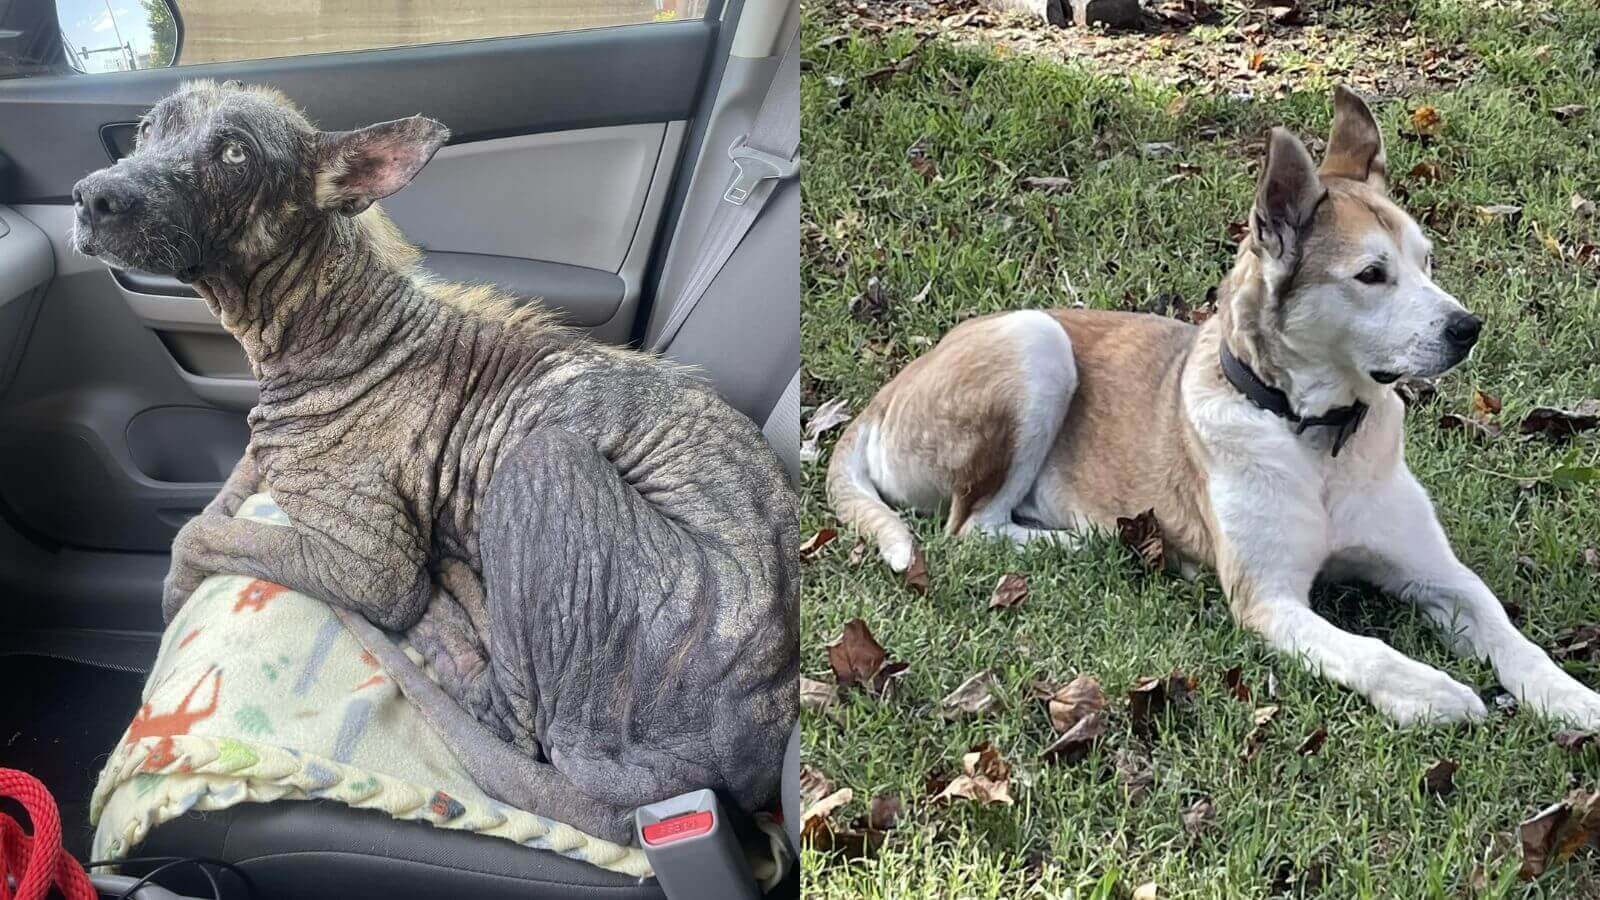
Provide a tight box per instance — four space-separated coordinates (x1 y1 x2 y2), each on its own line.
826 414 918 571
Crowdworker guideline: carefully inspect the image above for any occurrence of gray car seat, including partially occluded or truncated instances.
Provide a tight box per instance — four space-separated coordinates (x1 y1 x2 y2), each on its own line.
129 31 800 900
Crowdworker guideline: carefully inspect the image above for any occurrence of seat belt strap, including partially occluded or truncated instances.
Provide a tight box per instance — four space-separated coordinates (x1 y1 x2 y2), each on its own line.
649 29 800 353
762 368 801 487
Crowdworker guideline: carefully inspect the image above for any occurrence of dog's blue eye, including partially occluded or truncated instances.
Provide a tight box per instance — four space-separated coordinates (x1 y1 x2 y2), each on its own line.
1355 265 1387 285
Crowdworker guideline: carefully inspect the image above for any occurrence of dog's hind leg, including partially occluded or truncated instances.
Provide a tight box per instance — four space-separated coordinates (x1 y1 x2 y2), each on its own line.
478 427 794 822
949 310 1078 545
1337 471 1600 729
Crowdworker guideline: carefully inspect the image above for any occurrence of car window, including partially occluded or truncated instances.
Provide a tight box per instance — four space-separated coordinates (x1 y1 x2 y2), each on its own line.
49 0 709 75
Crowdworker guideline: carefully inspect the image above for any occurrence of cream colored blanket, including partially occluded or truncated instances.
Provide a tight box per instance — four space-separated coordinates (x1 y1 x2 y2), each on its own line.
91 492 782 883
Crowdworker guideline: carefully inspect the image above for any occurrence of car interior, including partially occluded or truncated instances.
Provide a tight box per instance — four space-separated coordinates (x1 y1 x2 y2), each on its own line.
0 0 800 895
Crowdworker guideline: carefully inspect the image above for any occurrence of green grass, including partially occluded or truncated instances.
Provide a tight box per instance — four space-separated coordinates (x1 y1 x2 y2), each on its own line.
800 1 1600 896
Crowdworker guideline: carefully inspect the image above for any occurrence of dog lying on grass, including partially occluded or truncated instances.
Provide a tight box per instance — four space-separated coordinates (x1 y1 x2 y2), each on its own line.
829 86 1600 729
70 80 798 843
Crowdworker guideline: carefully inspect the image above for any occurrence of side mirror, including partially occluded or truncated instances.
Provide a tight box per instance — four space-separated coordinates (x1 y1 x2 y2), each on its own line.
57 0 182 73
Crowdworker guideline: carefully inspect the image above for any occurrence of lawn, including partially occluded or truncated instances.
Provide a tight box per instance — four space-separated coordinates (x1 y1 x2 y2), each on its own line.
798 0 1600 896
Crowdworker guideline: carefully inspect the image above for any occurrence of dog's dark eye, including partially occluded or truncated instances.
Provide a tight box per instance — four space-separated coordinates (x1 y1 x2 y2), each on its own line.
221 141 248 165
1355 264 1387 285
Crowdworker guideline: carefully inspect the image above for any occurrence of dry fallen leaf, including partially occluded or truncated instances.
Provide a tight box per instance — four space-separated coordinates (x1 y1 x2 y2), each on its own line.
1396 376 1438 407
936 742 1015 806
1421 759 1459 797
849 275 891 322
1118 509 1167 570
1223 666 1252 703
1019 175 1073 193
1410 105 1445 137
1552 104 1588 122
1472 388 1503 417
989 573 1029 609
1581 548 1600 571
1474 204 1523 225
1129 670 1194 738
1574 193 1596 219
801 676 839 713
801 528 838 559
800 765 834 806
800 397 851 463
1439 413 1502 442
1133 882 1160 900
1552 624 1600 661
1115 747 1155 804
1518 789 1600 880
904 546 931 594
940 670 1002 720
1040 674 1109 764
1520 404 1600 440
1296 726 1329 756
1554 730 1597 752
1181 796 1216 836
1241 705 1280 762
826 619 908 695
1407 160 1447 183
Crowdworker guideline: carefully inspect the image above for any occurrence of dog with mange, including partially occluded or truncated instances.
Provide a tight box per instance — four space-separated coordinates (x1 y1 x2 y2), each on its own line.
70 80 798 843
830 86 1600 729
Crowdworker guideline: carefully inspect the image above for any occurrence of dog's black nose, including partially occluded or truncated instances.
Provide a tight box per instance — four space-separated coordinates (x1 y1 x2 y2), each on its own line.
73 179 139 226
1444 313 1482 348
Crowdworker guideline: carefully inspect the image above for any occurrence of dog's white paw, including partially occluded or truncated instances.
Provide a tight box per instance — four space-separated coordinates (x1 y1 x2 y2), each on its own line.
880 539 915 572
1372 665 1487 726
1520 674 1600 730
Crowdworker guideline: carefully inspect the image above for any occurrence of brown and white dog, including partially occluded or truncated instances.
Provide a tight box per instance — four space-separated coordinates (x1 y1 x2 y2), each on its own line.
828 87 1600 728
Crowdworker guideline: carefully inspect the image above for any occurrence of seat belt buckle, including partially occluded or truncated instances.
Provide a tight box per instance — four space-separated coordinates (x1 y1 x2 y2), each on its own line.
723 136 798 206
636 789 760 899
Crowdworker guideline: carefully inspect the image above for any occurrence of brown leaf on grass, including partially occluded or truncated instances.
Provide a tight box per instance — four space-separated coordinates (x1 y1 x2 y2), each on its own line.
867 794 901 832
799 765 834 807
936 742 1014 806
1241 705 1280 762
1520 403 1600 440
904 546 931 594
1552 104 1588 122
1574 193 1596 219
1552 624 1600 661
989 573 1029 609
1040 674 1109 764
849 275 891 322
1115 747 1155 804
1438 413 1502 442
907 142 939 183
861 36 929 87
1518 789 1600 880
1019 175 1073 194
1396 376 1438 407
940 670 1001 720
1129 670 1195 738
801 787 875 858
1474 204 1523 225
847 539 868 567
1407 160 1447 183
1421 759 1459 797
1181 796 1216 836
1554 730 1598 752
801 677 839 713
800 397 851 464
1245 49 1271 72
1118 509 1167 571
1296 726 1328 756
1132 882 1160 900
1581 548 1600 571
801 529 838 559
826 619 908 695
1409 105 1445 137
1472 389 1503 417
1165 94 1189 117
1226 219 1250 245
1222 666 1252 703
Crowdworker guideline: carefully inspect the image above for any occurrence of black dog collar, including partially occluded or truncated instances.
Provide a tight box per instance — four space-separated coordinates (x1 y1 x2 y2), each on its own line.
1219 342 1368 457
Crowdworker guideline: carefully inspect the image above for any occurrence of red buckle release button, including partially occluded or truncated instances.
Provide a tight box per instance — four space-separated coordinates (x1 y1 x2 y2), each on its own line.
642 810 714 846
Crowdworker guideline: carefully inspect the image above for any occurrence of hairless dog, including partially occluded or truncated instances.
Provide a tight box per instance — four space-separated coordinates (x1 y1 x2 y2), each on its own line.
69 80 798 843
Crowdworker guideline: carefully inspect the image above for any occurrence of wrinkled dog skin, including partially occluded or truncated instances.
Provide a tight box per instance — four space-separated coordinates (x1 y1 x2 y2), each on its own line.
71 81 798 842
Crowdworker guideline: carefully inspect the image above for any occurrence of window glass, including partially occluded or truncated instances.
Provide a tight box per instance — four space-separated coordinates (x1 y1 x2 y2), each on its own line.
52 0 708 75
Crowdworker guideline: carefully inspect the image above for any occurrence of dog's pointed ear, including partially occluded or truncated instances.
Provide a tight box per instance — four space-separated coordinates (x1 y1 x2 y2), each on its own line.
315 116 449 217
1320 85 1387 188
1252 127 1324 261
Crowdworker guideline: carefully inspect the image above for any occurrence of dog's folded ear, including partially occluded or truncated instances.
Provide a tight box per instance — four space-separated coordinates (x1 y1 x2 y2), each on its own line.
315 115 451 217
1252 127 1324 262
1320 85 1387 189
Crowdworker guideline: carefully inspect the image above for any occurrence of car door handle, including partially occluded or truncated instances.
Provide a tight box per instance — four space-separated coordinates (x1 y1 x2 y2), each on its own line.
111 267 200 298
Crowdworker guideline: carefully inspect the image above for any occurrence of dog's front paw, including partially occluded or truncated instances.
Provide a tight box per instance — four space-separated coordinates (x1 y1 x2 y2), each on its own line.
161 558 208 622
1520 672 1600 730
1372 664 1487 726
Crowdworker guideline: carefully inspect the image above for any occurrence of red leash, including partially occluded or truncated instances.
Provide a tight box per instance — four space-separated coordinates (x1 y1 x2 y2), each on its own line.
0 769 95 900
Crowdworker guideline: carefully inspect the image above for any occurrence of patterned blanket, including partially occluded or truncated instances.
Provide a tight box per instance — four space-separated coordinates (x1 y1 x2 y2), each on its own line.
91 493 783 883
